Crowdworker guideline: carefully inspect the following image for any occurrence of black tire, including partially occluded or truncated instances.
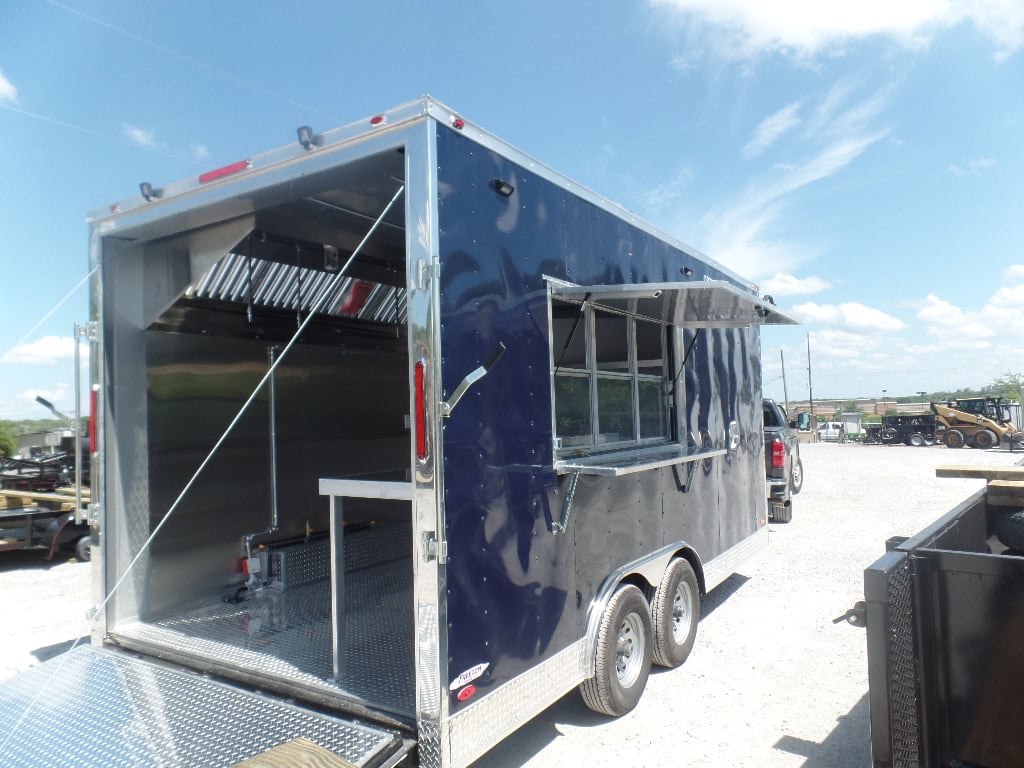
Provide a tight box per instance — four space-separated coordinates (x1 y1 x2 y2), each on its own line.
74 534 92 562
971 429 997 450
790 458 804 495
651 558 700 668
580 585 653 716
994 509 1024 551
908 433 925 447
945 429 965 448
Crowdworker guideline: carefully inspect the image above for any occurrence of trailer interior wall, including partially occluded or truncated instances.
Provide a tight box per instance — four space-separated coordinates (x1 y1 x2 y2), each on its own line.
97 146 419 720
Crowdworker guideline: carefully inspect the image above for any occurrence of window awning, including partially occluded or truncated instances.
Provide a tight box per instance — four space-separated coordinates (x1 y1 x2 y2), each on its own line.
550 279 798 328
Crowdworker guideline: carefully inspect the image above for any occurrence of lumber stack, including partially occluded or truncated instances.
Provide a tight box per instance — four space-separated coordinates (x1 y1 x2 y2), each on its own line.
936 465 1024 507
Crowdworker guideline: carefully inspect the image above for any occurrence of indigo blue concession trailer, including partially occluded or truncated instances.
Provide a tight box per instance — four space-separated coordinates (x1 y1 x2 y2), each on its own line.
0 97 794 767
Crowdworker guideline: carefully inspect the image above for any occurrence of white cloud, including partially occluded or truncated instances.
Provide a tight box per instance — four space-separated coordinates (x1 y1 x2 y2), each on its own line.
190 143 209 160
743 102 802 157
1004 264 1024 282
122 123 160 149
792 301 905 331
0 69 16 103
947 157 995 176
760 273 829 296
650 0 1024 60
701 84 890 278
1 336 77 364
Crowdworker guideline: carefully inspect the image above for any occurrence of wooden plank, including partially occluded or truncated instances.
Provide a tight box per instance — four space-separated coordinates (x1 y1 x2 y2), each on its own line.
935 465 1024 481
231 738 359 768
988 479 1024 508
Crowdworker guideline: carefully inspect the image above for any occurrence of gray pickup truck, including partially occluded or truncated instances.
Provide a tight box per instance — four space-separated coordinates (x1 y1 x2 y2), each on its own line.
763 398 803 523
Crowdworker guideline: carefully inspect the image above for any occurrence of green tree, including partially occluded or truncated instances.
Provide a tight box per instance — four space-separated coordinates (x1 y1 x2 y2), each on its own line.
990 371 1024 404
0 421 18 458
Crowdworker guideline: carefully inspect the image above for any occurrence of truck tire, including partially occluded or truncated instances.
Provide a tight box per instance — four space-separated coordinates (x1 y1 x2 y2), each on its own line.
945 429 966 448
971 429 997 449
993 509 1024 552
651 558 700 668
908 433 925 447
580 585 653 716
75 534 92 562
790 458 804 494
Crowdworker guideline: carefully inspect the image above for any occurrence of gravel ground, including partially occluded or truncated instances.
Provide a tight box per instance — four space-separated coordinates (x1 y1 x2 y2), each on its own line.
0 442 1020 766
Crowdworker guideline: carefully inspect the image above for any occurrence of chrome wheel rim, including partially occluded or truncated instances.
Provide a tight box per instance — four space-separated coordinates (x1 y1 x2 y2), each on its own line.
616 613 644 687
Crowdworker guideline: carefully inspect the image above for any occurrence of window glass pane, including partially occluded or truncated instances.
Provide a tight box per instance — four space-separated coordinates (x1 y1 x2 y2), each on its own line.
594 310 629 372
638 378 668 439
597 376 634 444
551 300 588 370
635 320 666 376
555 373 592 446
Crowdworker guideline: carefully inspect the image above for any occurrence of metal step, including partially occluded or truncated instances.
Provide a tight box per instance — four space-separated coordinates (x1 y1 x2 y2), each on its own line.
0 645 407 768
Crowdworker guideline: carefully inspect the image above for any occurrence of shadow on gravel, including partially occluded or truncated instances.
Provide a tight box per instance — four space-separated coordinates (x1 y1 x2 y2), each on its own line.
0 549 76 572
32 637 91 664
774 692 870 767
701 572 750 618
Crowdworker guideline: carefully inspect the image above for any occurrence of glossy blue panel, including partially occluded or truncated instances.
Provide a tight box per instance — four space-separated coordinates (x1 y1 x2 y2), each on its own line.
435 128 763 709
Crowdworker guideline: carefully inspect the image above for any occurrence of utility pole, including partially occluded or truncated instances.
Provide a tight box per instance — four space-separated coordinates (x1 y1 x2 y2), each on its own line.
806 333 815 436
806 334 815 433
780 349 790 417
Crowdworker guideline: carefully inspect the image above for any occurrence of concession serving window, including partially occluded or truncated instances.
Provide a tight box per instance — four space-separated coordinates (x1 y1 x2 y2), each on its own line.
547 279 798 477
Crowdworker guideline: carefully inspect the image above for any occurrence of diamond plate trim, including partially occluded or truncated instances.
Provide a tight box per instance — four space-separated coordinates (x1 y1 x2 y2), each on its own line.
885 556 921 767
445 640 588 768
0 646 401 768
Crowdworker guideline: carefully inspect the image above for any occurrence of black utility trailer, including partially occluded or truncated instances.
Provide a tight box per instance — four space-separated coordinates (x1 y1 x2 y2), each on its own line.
863 414 938 447
864 463 1024 767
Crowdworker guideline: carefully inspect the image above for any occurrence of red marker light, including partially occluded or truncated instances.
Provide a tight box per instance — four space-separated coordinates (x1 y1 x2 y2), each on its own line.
451 117 465 130
370 115 386 126
415 360 427 461
457 685 476 701
89 385 98 455
199 160 251 184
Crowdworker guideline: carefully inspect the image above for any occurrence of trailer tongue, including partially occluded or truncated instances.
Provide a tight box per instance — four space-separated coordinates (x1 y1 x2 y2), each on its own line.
0 97 795 767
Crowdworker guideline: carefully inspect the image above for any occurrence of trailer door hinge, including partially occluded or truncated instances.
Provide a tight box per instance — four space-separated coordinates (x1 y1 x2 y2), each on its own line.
422 531 446 562
77 321 98 342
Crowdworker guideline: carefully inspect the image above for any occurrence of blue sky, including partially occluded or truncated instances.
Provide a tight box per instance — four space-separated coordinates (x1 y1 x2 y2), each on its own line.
1 0 1022 419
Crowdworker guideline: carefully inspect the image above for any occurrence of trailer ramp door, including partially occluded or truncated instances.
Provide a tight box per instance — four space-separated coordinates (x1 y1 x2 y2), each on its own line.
0 646 408 768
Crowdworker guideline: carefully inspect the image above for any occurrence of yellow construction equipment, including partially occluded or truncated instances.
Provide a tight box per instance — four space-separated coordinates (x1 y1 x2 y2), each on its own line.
931 397 1024 449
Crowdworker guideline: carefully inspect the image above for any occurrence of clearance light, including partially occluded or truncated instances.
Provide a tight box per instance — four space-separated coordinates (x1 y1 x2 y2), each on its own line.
451 117 465 130
415 360 427 461
457 685 477 702
89 385 99 454
370 115 386 126
199 160 251 184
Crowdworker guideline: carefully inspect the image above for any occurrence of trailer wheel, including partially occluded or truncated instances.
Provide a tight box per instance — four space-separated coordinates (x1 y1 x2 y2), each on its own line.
580 585 653 716
908 433 925 447
75 534 92 562
971 429 997 449
790 458 804 495
945 429 965 448
651 558 700 668
994 509 1024 552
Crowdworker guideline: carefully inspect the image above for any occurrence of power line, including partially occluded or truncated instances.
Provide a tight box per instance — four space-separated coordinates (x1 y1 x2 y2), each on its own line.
48 0 344 123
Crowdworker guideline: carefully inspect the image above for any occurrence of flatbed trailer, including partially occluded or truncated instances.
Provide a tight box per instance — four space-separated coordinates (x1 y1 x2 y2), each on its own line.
0 488 91 560
0 97 794 767
864 463 1024 767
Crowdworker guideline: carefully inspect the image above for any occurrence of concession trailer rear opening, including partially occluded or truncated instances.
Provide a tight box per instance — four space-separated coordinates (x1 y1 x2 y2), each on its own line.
0 97 795 768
